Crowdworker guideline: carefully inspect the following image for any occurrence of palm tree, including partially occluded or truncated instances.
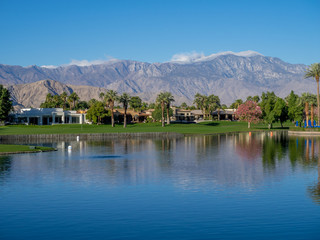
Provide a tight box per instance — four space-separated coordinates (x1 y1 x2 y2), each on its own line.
119 93 131 128
301 93 317 126
207 94 221 120
102 90 118 127
308 94 317 126
194 93 208 118
305 63 320 125
99 92 105 101
67 92 79 110
60 92 68 110
45 93 53 104
156 92 167 127
53 95 61 108
163 92 175 125
194 93 205 110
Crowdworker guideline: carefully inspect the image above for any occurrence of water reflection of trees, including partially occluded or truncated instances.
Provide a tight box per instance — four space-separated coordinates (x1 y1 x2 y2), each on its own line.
0 156 11 181
2 133 320 198
235 133 262 160
307 141 320 204
262 133 288 169
154 139 174 170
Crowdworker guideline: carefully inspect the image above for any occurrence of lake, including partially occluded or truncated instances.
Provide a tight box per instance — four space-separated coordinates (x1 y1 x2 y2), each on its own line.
0 132 320 240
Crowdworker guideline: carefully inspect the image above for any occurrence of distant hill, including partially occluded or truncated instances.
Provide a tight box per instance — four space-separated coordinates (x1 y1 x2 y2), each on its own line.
7 80 106 109
1 51 313 108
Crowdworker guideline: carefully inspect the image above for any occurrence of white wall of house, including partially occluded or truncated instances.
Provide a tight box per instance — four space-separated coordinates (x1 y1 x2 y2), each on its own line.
9 108 87 125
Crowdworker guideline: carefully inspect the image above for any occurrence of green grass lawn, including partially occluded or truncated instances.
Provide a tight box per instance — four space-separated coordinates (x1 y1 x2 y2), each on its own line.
0 121 293 135
0 144 55 153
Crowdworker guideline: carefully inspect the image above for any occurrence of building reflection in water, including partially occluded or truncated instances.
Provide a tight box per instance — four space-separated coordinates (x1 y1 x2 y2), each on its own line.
1 133 320 198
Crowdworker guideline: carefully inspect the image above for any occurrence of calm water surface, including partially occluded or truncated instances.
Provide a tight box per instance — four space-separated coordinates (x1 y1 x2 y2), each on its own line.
0 132 320 240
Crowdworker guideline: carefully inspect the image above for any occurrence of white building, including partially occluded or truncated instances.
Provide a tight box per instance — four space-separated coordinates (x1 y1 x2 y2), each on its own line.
9 108 87 125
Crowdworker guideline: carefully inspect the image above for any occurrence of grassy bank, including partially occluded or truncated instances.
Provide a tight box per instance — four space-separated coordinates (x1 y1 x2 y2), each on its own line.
289 126 320 132
0 121 292 135
0 144 56 154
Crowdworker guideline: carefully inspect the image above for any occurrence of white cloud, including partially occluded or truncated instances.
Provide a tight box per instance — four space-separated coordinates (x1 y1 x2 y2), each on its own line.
170 50 263 64
170 51 205 63
66 58 118 67
41 65 58 69
41 56 119 68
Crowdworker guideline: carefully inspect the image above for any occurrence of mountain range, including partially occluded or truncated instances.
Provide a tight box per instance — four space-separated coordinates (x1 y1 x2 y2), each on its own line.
0 51 313 109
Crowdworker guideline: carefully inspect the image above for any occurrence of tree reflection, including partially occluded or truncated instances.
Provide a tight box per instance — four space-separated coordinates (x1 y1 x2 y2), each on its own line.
288 137 318 169
0 156 11 180
262 133 287 169
235 133 262 160
307 140 320 204
154 138 174 169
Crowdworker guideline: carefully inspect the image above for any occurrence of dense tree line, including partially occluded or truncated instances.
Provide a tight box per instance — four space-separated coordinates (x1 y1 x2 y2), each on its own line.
35 62 320 128
37 88 320 129
232 90 320 129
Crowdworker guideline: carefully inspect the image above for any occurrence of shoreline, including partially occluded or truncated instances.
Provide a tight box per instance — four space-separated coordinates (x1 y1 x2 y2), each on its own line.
0 132 185 141
0 148 57 155
0 144 57 155
0 130 288 141
288 130 320 136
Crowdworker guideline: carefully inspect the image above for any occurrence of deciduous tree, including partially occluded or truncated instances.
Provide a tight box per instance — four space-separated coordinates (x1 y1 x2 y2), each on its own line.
273 97 288 128
260 92 277 129
86 101 107 124
0 85 12 122
285 91 303 124
129 96 142 111
235 101 262 128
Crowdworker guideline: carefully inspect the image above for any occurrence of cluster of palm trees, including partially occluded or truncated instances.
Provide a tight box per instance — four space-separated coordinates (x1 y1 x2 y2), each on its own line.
155 92 175 127
94 90 175 128
99 90 132 128
193 93 221 120
41 92 80 110
299 93 317 126
305 63 320 125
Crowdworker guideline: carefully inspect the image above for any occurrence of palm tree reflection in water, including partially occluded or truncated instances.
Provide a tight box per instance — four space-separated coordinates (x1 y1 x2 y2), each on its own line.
307 140 320 204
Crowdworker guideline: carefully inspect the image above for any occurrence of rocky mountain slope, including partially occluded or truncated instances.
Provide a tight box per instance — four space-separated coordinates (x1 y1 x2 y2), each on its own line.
7 80 106 109
1 51 313 108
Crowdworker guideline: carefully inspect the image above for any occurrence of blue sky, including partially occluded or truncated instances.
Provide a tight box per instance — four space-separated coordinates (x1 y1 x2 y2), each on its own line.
0 0 319 66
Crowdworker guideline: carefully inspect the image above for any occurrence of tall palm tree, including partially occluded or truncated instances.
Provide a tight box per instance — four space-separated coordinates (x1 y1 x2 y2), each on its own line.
156 92 167 127
163 92 175 125
194 93 205 110
60 92 68 110
194 93 208 118
119 93 131 128
103 90 118 127
305 63 320 125
305 101 309 126
67 92 79 110
301 92 317 126
307 94 317 126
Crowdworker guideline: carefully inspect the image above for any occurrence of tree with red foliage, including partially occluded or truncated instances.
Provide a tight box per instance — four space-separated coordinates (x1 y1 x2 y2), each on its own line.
235 101 262 128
